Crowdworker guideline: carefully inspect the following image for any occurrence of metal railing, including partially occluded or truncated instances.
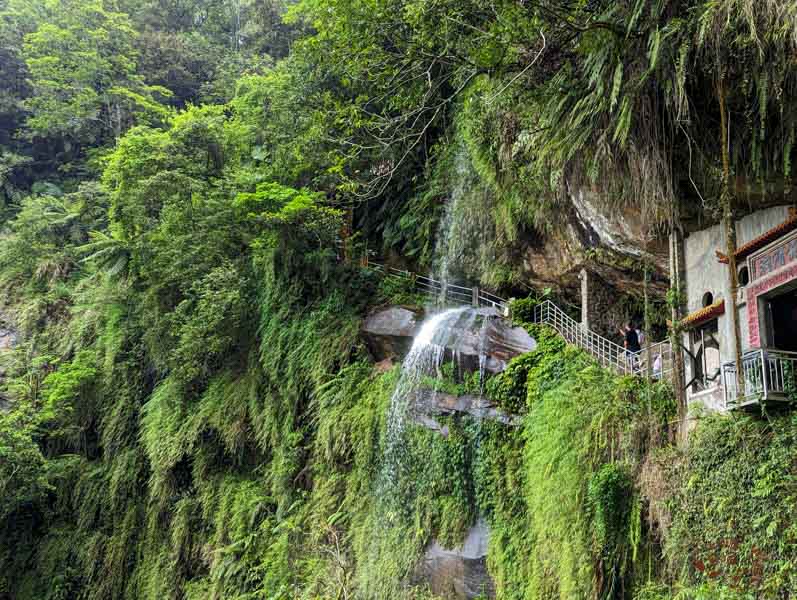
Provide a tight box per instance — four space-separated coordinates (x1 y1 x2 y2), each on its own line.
367 262 508 311
367 264 673 379
531 300 674 379
722 349 797 409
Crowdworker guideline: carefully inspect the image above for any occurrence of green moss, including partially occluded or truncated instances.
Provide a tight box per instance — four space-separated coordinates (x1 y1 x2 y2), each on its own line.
477 323 676 599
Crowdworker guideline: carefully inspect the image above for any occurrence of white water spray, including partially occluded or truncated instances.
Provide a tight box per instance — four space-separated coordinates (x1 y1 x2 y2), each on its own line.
382 307 468 482
432 146 496 297
379 147 498 502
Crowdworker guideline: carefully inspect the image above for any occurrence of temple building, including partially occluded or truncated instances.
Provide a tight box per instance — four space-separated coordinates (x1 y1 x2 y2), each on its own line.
680 206 797 412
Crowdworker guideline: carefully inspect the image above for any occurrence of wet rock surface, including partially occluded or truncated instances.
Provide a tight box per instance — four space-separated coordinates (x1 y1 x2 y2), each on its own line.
411 389 518 435
446 307 535 372
418 518 496 599
361 306 535 372
362 306 420 360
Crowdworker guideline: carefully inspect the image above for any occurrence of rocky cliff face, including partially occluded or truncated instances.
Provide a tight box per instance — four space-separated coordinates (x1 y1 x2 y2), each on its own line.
363 305 530 599
515 187 796 313
410 389 518 437
417 519 495 599
517 191 670 298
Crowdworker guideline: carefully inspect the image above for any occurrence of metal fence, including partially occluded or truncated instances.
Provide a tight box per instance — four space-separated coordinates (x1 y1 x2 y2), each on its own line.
367 262 508 311
531 300 674 379
367 264 674 380
722 348 797 409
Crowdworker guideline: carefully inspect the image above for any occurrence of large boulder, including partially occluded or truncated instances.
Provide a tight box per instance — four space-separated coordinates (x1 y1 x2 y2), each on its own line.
418 518 495 599
411 389 518 435
361 306 535 372
442 307 535 372
361 306 420 360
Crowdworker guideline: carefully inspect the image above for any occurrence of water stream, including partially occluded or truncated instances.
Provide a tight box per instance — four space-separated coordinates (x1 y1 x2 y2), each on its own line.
378 145 495 513
381 306 468 488
432 146 496 296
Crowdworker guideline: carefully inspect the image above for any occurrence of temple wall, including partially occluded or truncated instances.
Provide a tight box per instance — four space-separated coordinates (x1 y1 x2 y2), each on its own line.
684 206 790 356
682 206 790 410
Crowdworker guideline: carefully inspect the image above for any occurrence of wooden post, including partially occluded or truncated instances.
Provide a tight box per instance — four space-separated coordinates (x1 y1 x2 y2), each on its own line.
472 287 480 308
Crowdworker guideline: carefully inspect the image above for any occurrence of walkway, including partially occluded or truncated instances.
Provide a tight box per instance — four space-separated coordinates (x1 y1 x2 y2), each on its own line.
367 262 508 311
531 300 674 378
367 263 674 378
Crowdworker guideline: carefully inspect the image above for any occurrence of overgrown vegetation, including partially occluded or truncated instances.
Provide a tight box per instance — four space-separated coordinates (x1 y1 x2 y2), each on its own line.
1 0 796 598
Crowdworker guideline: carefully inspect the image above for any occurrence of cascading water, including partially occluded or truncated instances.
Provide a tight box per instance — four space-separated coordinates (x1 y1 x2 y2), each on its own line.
378 145 497 507
384 307 468 441
380 306 468 493
365 147 511 600
432 146 496 298
370 147 517 597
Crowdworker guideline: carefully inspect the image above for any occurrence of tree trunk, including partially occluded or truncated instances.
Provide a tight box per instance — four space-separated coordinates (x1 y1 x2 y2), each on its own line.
669 225 688 440
341 205 353 265
718 79 745 398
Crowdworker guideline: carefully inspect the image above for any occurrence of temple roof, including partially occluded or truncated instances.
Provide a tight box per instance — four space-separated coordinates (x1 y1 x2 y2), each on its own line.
680 299 725 329
718 209 797 264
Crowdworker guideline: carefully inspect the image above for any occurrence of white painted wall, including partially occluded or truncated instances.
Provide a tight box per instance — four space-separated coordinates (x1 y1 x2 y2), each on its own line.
682 205 790 408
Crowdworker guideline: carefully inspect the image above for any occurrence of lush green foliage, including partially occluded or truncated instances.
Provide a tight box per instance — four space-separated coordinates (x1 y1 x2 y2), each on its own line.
664 414 797 595
1 0 796 598
480 326 677 599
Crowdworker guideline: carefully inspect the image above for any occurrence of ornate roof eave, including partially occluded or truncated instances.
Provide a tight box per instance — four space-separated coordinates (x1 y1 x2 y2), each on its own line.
716 208 797 264
680 299 726 330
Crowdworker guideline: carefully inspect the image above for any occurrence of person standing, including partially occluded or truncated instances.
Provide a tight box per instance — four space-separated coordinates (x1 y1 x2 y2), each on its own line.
623 322 641 364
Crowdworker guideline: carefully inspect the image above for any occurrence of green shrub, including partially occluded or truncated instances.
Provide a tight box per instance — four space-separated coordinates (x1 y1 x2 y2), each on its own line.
665 414 797 595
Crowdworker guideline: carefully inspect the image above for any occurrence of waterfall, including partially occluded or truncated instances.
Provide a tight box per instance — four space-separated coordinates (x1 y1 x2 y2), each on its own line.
432 145 496 299
381 306 468 490
380 145 499 464
433 149 471 293
378 146 497 507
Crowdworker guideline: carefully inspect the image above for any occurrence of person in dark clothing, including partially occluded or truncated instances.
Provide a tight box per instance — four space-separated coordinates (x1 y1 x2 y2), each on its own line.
623 322 641 360
625 324 641 352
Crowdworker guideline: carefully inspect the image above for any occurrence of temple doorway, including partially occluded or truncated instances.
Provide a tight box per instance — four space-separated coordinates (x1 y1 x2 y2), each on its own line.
764 287 797 352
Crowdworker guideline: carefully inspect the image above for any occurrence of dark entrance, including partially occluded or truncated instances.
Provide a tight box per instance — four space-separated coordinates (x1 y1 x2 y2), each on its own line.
766 288 797 352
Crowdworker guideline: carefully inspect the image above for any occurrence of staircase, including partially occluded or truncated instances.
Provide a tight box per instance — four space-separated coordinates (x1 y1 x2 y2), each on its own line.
366 263 673 379
531 300 674 378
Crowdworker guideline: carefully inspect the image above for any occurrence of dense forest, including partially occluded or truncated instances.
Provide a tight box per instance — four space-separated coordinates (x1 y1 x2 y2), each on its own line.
1 1 797 599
